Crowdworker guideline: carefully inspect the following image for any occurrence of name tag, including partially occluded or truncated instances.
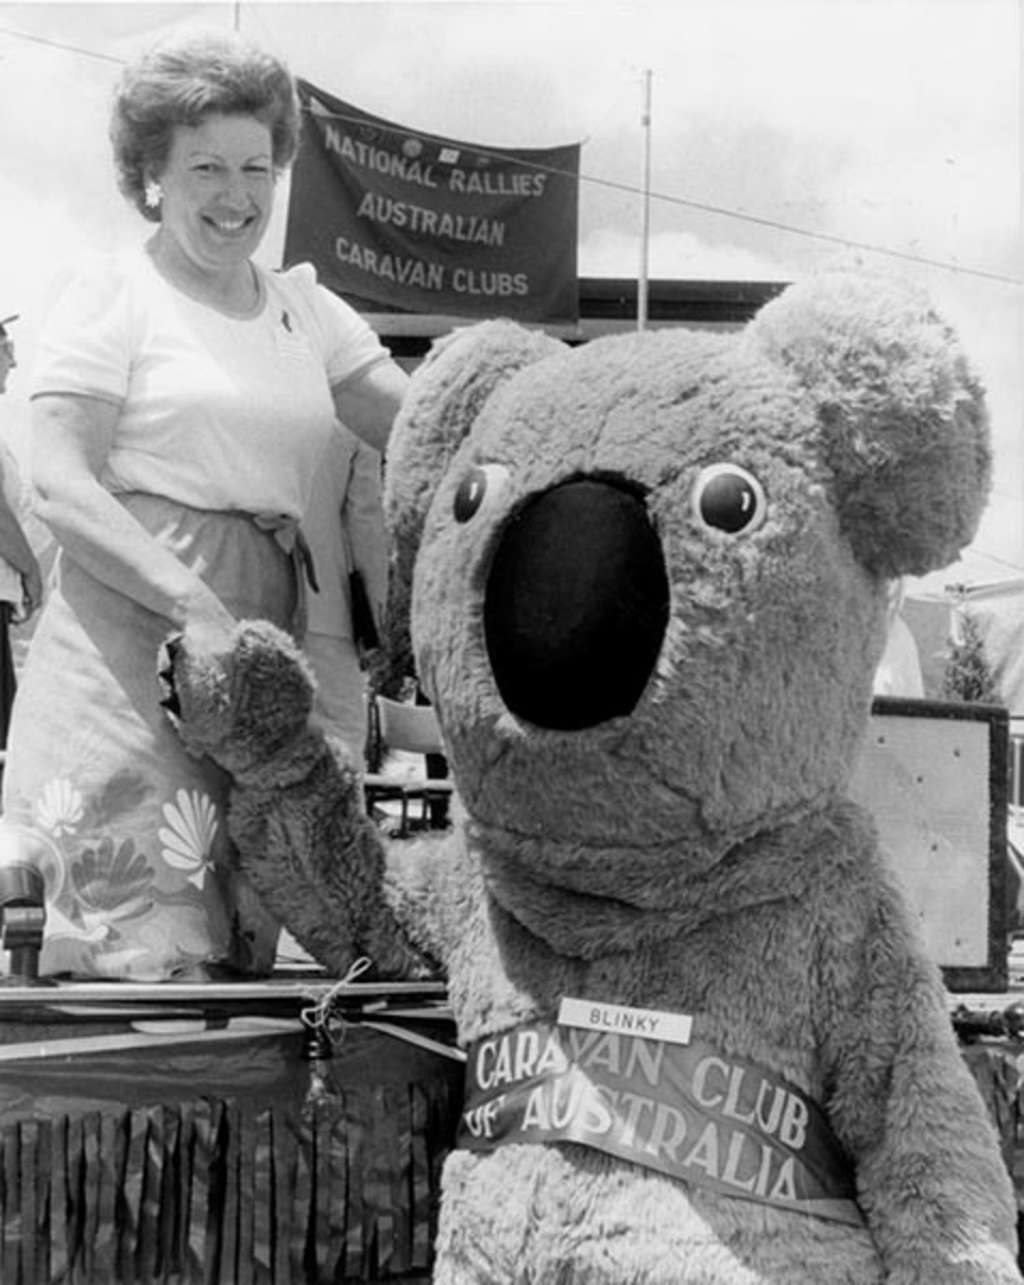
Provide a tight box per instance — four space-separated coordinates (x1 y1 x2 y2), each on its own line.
558 996 693 1046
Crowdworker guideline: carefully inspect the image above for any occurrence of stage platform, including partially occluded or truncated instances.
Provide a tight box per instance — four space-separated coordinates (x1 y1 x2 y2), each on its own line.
0 973 462 1284
4 955 1024 1282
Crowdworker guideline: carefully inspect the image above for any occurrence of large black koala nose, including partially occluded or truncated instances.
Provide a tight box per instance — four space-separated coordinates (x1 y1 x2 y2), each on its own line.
484 478 669 730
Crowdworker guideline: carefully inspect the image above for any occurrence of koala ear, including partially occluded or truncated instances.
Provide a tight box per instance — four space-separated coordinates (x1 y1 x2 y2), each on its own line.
384 319 566 537
380 320 565 688
749 271 991 577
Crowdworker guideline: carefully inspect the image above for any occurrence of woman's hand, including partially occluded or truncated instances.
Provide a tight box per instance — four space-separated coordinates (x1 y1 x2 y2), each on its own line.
14 561 43 623
181 587 238 655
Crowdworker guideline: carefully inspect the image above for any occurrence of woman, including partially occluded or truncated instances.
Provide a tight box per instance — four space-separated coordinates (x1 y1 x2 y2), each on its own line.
0 28 408 979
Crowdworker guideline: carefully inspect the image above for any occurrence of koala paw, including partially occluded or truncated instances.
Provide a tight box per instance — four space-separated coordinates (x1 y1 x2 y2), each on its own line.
157 618 316 774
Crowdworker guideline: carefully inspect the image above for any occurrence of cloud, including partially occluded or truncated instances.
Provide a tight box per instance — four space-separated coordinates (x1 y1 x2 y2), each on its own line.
580 224 790 282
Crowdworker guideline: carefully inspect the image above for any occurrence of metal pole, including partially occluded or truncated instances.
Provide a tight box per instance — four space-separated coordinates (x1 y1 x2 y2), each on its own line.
233 1 241 32
638 69 652 332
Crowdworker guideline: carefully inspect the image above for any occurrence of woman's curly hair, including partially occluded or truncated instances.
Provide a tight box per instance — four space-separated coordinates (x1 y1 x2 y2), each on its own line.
110 27 302 222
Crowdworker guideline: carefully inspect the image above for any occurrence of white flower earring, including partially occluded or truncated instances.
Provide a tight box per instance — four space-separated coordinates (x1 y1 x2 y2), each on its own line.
144 179 163 209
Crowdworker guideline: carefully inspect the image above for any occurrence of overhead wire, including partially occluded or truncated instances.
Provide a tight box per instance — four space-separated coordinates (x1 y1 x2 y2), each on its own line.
2 22 1022 575
2 22 1022 576
0 23 1021 575
0 22 125 65
967 548 1024 577
0 22 1019 287
297 96 1021 286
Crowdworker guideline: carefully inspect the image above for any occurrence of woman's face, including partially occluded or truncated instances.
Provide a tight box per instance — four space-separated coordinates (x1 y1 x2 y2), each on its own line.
155 112 275 272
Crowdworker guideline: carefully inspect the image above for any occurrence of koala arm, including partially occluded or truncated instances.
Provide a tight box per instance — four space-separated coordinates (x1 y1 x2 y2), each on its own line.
227 733 449 980
161 620 461 980
818 872 1019 1283
378 824 472 967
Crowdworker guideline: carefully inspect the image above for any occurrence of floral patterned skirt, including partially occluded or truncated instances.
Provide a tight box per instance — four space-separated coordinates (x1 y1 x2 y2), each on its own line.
0 493 298 980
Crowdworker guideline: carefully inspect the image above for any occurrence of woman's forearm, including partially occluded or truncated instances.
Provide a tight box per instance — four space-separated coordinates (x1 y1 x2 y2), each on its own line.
32 393 232 632
332 361 409 455
36 477 229 630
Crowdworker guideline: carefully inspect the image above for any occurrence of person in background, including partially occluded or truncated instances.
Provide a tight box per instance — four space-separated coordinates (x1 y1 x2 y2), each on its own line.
0 28 408 981
302 426 387 764
0 314 43 746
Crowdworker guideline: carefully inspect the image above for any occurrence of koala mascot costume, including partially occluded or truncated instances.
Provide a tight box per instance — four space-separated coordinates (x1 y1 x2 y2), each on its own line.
162 271 1021 1283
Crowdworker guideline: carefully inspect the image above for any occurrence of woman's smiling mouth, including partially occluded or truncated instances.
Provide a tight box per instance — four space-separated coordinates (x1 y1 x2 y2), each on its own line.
205 214 256 235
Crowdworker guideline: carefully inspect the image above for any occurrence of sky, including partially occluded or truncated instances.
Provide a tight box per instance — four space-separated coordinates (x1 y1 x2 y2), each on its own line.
0 0 1020 586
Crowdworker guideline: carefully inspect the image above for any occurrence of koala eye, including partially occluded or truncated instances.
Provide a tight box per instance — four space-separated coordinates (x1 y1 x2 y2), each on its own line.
692 463 766 536
454 464 510 523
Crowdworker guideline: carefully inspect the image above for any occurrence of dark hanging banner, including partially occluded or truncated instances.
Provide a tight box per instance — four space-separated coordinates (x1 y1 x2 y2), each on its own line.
283 79 581 323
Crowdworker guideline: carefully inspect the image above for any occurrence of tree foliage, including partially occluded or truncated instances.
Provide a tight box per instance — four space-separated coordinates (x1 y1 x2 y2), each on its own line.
942 610 999 704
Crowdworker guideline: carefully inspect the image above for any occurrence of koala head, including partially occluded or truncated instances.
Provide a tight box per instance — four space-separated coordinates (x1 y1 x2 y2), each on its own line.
383 271 988 883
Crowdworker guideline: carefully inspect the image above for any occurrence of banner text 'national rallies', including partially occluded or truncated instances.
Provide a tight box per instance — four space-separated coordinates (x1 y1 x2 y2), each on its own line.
284 80 581 322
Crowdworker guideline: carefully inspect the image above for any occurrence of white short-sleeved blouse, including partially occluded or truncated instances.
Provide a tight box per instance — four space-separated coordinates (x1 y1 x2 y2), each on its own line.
30 250 389 520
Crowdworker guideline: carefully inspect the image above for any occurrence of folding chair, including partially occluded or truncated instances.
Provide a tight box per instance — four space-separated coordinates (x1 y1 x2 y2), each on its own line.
364 696 453 836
